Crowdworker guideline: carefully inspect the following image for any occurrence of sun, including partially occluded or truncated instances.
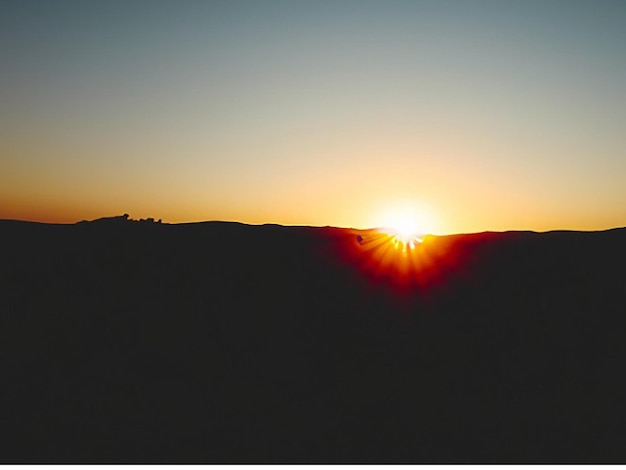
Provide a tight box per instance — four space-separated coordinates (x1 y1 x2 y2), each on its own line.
389 219 421 243
384 217 423 248
351 201 441 285
374 203 434 247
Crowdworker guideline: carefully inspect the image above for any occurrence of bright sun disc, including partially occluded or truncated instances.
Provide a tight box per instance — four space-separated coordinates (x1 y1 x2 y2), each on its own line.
390 219 420 242
379 206 428 246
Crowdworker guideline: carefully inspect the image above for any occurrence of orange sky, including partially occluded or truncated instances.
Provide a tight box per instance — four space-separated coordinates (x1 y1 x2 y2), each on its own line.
2 1 625 234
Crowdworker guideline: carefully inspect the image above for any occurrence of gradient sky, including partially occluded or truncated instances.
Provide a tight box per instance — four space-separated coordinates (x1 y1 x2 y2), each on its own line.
2 0 625 234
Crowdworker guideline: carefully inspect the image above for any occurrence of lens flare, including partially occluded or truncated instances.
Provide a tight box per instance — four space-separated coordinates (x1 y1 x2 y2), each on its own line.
336 201 455 294
388 226 423 246
379 208 426 249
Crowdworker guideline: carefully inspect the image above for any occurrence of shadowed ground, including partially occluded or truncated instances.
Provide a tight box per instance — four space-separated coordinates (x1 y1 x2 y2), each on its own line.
1 217 625 463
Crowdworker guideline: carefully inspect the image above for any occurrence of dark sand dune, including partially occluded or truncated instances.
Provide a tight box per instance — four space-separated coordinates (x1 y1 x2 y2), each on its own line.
1 217 625 463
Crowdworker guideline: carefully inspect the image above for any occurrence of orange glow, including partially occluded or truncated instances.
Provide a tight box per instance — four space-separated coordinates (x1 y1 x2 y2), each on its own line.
358 230 431 277
386 231 423 249
341 229 442 293
330 226 477 309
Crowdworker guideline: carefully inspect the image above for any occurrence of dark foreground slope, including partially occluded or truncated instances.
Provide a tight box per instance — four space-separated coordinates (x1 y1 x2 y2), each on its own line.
1 218 625 463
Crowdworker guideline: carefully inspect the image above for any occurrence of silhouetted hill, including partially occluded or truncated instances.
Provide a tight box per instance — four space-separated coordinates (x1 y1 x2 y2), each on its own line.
1 218 625 463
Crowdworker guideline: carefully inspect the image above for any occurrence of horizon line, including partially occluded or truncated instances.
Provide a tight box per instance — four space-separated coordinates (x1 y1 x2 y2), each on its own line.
1 215 624 238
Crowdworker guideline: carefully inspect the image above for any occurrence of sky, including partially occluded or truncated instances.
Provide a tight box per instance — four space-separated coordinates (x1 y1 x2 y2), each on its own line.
1 0 625 234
